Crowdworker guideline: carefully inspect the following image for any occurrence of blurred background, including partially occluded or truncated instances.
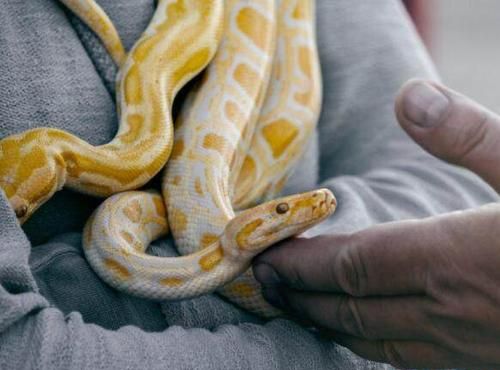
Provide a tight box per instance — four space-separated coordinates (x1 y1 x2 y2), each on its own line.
404 0 500 113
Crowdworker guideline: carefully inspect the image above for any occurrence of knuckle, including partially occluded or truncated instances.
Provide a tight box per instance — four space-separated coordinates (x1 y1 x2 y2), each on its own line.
288 268 309 290
457 113 489 159
336 296 371 338
333 235 368 296
448 103 494 164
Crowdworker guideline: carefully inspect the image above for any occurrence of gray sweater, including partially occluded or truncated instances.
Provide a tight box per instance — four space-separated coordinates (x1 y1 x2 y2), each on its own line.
0 0 497 369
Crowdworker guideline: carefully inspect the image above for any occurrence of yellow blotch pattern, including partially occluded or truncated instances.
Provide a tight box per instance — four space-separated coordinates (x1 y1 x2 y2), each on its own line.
165 0 187 21
298 46 312 78
64 151 145 185
294 90 313 106
14 146 48 188
170 207 188 233
170 139 185 160
202 133 230 156
172 176 181 186
236 218 264 249
104 258 131 280
153 196 166 218
120 230 135 245
119 114 144 143
132 0 187 63
195 178 204 195
77 181 114 196
160 277 184 287
225 101 245 128
233 63 260 98
200 233 219 249
292 1 310 20
123 199 143 223
171 47 212 92
291 197 320 217
236 7 271 50
235 156 256 192
124 64 143 105
199 246 224 271
262 119 299 158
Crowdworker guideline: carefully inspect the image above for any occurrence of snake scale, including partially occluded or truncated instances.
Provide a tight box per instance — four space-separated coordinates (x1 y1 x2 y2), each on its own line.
0 0 336 318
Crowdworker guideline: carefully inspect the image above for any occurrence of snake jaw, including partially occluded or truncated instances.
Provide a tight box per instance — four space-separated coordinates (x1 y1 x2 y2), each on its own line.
228 189 336 253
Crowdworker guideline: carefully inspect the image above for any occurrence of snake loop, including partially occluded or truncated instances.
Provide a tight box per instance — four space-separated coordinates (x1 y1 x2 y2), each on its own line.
82 0 335 318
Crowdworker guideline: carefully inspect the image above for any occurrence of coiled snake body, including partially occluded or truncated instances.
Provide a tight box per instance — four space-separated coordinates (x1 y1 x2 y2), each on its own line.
1 0 336 318
0 0 223 223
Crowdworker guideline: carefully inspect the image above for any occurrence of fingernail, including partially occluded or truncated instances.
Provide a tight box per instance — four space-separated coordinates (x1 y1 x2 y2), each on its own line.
253 263 281 286
402 81 450 127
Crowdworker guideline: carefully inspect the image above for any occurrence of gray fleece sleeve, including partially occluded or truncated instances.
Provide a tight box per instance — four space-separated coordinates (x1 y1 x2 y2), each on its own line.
309 0 498 236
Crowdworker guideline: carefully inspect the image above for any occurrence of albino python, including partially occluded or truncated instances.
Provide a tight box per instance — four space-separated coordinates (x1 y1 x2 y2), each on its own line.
0 0 335 318
81 0 335 318
0 0 223 223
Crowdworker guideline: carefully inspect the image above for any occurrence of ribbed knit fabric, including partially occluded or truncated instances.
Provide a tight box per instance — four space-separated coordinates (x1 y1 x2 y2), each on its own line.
0 0 497 369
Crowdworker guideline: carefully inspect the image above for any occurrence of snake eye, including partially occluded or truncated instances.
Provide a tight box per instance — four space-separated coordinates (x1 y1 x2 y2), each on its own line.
276 203 289 214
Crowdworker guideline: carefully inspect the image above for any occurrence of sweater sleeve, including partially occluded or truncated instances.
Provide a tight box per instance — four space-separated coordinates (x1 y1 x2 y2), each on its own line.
310 0 498 236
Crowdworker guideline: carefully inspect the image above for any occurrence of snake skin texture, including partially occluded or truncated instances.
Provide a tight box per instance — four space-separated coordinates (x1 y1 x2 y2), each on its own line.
0 0 336 318
0 0 223 223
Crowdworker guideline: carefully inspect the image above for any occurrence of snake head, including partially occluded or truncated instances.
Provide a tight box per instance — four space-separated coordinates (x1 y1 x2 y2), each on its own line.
0 132 62 224
225 188 336 254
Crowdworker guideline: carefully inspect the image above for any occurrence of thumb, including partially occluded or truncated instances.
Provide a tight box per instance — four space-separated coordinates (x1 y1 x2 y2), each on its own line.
396 79 500 192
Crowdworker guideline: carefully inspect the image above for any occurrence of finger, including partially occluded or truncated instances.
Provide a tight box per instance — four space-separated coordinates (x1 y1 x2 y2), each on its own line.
333 334 490 369
265 287 431 341
396 79 500 192
254 217 442 296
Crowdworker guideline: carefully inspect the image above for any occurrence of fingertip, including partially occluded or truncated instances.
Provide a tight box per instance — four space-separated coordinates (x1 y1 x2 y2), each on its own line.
396 79 451 130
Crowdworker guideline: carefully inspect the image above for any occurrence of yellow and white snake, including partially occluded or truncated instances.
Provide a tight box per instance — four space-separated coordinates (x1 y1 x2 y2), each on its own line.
0 0 336 318
0 0 222 223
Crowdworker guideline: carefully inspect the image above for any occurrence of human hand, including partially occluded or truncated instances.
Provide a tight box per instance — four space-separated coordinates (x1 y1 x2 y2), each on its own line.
253 80 500 368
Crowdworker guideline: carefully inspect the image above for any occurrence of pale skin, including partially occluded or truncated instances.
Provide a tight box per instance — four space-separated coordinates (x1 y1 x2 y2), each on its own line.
253 79 500 369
